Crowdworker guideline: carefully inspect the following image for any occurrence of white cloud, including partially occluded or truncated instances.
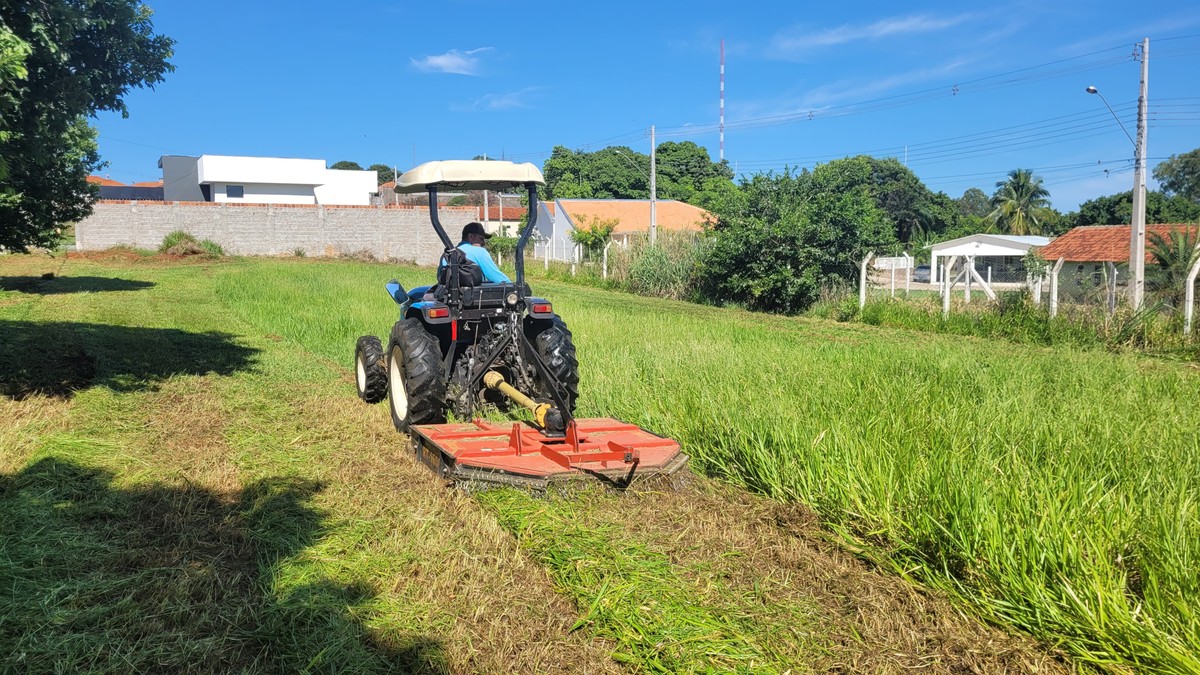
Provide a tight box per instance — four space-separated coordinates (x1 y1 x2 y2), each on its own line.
451 87 542 112
770 13 975 57
410 47 493 75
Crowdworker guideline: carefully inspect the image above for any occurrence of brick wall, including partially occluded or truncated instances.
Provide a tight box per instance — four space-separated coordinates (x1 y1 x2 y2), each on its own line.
75 201 479 264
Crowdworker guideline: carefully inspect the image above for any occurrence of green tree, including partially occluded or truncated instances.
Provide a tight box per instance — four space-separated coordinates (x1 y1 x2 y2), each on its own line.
1066 190 1200 227
988 169 1052 235
367 163 396 184
329 160 364 171
1153 148 1200 203
699 161 895 314
0 0 173 251
569 215 617 260
542 143 733 207
957 187 991 218
1147 226 1200 309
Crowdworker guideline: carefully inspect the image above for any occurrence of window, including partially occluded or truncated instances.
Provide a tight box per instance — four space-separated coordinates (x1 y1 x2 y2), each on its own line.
226 185 244 199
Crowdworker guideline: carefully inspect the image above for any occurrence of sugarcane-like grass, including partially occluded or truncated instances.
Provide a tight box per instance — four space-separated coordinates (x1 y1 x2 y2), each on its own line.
211 257 1199 673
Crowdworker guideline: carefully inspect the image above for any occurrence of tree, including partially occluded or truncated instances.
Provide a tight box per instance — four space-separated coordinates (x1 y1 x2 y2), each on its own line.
569 215 617 260
1153 148 1200 203
957 188 991 218
329 160 363 171
1066 190 1200 228
542 143 733 206
1147 226 1200 309
0 1 173 251
988 169 1052 235
699 160 895 314
367 163 396 184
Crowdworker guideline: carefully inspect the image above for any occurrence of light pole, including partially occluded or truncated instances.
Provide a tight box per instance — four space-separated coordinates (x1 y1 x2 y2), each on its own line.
614 146 657 244
1086 37 1149 309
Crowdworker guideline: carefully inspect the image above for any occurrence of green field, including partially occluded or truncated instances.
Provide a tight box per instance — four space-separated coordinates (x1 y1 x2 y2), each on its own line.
3 252 1198 673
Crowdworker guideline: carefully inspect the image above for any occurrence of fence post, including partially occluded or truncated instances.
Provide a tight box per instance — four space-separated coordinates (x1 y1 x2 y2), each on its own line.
942 255 958 319
1184 251 1200 335
859 252 875 309
904 253 913 295
602 240 613 280
1049 257 1065 318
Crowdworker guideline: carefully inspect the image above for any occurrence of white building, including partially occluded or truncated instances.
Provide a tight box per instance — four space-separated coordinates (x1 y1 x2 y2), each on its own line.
929 234 1051 284
158 154 377 206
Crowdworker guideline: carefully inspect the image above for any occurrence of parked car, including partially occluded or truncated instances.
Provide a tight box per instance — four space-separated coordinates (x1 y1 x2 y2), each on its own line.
913 264 931 283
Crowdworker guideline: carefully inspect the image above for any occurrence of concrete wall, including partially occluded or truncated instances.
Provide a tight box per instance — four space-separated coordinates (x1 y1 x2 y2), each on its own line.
75 201 477 264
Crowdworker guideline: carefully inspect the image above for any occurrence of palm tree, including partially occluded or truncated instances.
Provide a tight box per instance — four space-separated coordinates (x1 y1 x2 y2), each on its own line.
988 169 1052 235
1147 226 1200 309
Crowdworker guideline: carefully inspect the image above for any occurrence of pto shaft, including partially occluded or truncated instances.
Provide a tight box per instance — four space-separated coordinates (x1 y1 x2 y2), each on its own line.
483 371 564 433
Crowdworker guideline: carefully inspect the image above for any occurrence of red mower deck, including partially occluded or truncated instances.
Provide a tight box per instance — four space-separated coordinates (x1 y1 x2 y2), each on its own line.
409 418 688 490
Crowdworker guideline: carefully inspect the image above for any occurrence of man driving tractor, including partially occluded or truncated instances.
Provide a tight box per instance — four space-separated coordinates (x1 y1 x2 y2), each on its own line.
449 221 509 284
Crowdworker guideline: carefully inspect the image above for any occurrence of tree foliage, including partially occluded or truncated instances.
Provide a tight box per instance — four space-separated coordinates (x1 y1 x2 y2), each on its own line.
329 160 364 171
1147 226 1200 309
1066 190 1200 228
989 169 1052 235
568 215 617 259
367 163 396 184
1152 148 1200 203
698 160 896 314
541 143 733 206
0 0 173 251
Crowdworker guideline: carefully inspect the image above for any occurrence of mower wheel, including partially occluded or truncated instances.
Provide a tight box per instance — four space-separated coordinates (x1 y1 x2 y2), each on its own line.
387 318 447 432
354 335 388 404
532 316 580 413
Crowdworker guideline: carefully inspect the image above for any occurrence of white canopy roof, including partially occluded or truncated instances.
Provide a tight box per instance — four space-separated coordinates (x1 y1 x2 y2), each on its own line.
395 160 545 193
930 233 1051 257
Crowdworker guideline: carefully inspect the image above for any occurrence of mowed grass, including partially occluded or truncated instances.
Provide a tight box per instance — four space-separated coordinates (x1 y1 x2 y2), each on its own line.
210 257 1200 673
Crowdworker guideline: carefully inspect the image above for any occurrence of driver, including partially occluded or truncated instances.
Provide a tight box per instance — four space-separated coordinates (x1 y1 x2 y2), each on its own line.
454 221 510 284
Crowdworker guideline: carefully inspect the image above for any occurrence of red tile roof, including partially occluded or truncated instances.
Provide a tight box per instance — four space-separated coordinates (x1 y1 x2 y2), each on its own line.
131 180 163 187
557 199 711 234
1039 224 1199 263
87 175 124 186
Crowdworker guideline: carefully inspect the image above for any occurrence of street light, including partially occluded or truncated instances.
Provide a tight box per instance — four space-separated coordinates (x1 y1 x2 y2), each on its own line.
613 145 657 244
1084 38 1149 310
1085 86 1135 147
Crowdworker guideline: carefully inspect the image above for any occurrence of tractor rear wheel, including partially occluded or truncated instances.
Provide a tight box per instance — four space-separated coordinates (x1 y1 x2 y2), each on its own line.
354 335 388 404
530 316 579 413
387 318 447 432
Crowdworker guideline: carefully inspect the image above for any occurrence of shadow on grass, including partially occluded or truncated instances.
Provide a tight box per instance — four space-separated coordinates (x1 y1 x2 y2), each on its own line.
0 276 155 294
0 458 448 673
0 320 259 400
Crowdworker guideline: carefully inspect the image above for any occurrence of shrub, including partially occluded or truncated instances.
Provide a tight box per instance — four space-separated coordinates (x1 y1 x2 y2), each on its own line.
199 239 224 256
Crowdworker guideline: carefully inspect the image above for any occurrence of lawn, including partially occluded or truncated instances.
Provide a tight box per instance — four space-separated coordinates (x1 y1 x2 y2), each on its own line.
4 252 1198 672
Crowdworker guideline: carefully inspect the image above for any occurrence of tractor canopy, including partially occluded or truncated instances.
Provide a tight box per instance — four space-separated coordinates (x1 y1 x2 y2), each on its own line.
395 160 545 193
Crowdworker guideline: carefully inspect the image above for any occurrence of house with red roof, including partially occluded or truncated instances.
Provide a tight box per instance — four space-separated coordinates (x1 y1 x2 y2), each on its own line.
532 198 712 260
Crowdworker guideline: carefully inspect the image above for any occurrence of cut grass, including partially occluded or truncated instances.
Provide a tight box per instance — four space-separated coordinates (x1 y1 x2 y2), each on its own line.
208 257 1200 673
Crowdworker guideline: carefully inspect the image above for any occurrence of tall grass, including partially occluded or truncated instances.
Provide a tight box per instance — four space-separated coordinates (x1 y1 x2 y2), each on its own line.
212 258 1200 673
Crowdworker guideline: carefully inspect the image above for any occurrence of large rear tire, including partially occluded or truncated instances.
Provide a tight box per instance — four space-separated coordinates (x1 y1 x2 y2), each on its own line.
530 316 579 413
354 335 388 404
387 318 447 432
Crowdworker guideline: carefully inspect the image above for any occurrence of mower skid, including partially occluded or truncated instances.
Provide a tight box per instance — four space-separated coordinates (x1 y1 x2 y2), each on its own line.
408 418 688 491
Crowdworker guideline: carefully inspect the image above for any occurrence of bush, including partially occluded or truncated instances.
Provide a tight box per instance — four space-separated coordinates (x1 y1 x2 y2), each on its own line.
158 230 224 257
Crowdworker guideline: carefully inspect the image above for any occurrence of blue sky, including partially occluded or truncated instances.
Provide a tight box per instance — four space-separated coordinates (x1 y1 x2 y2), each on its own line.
94 1 1200 210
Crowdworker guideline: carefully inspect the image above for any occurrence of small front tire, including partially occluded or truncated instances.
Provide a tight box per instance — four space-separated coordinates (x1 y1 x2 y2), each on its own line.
354 335 388 404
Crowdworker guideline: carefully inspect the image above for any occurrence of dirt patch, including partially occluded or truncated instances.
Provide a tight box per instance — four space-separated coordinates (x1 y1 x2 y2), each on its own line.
574 477 1069 673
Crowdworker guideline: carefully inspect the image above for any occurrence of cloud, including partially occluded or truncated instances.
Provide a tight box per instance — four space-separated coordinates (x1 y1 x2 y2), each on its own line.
451 87 543 112
410 47 493 75
770 13 975 57
732 58 971 121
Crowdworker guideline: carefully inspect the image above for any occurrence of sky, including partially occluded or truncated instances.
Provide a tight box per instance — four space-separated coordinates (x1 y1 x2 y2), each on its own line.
93 1 1200 211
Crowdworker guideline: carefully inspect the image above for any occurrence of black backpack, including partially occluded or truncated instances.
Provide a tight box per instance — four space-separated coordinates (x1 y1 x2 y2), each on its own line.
437 248 484 289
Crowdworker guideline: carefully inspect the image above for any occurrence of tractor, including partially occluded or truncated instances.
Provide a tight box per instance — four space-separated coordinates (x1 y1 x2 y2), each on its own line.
352 160 686 490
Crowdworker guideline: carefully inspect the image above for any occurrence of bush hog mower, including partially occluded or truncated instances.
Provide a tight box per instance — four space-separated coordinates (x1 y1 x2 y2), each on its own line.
353 160 687 491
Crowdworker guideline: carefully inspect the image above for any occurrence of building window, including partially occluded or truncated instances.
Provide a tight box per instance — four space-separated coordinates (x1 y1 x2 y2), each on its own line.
227 185 244 199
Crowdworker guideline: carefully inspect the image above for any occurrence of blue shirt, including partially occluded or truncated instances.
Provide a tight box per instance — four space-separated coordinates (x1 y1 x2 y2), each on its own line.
453 241 510 283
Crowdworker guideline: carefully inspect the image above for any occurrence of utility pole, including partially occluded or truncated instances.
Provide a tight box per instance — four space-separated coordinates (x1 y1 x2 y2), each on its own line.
1129 37 1149 310
650 125 657 245
482 152 489 228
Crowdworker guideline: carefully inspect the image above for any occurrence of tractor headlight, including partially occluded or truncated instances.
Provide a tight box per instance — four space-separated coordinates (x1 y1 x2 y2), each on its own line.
506 292 519 306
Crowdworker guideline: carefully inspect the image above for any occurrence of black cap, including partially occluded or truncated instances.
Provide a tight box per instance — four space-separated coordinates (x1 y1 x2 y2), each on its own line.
462 222 493 240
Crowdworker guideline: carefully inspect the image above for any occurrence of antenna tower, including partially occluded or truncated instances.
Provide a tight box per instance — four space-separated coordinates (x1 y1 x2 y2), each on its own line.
719 39 725 162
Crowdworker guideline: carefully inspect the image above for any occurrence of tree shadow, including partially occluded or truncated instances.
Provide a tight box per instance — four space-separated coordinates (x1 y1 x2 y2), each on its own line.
0 276 156 294
0 457 449 673
0 320 260 399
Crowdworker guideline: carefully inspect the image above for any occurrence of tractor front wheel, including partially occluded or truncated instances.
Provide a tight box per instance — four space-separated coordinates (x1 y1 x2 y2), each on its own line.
387 318 447 432
354 335 388 404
